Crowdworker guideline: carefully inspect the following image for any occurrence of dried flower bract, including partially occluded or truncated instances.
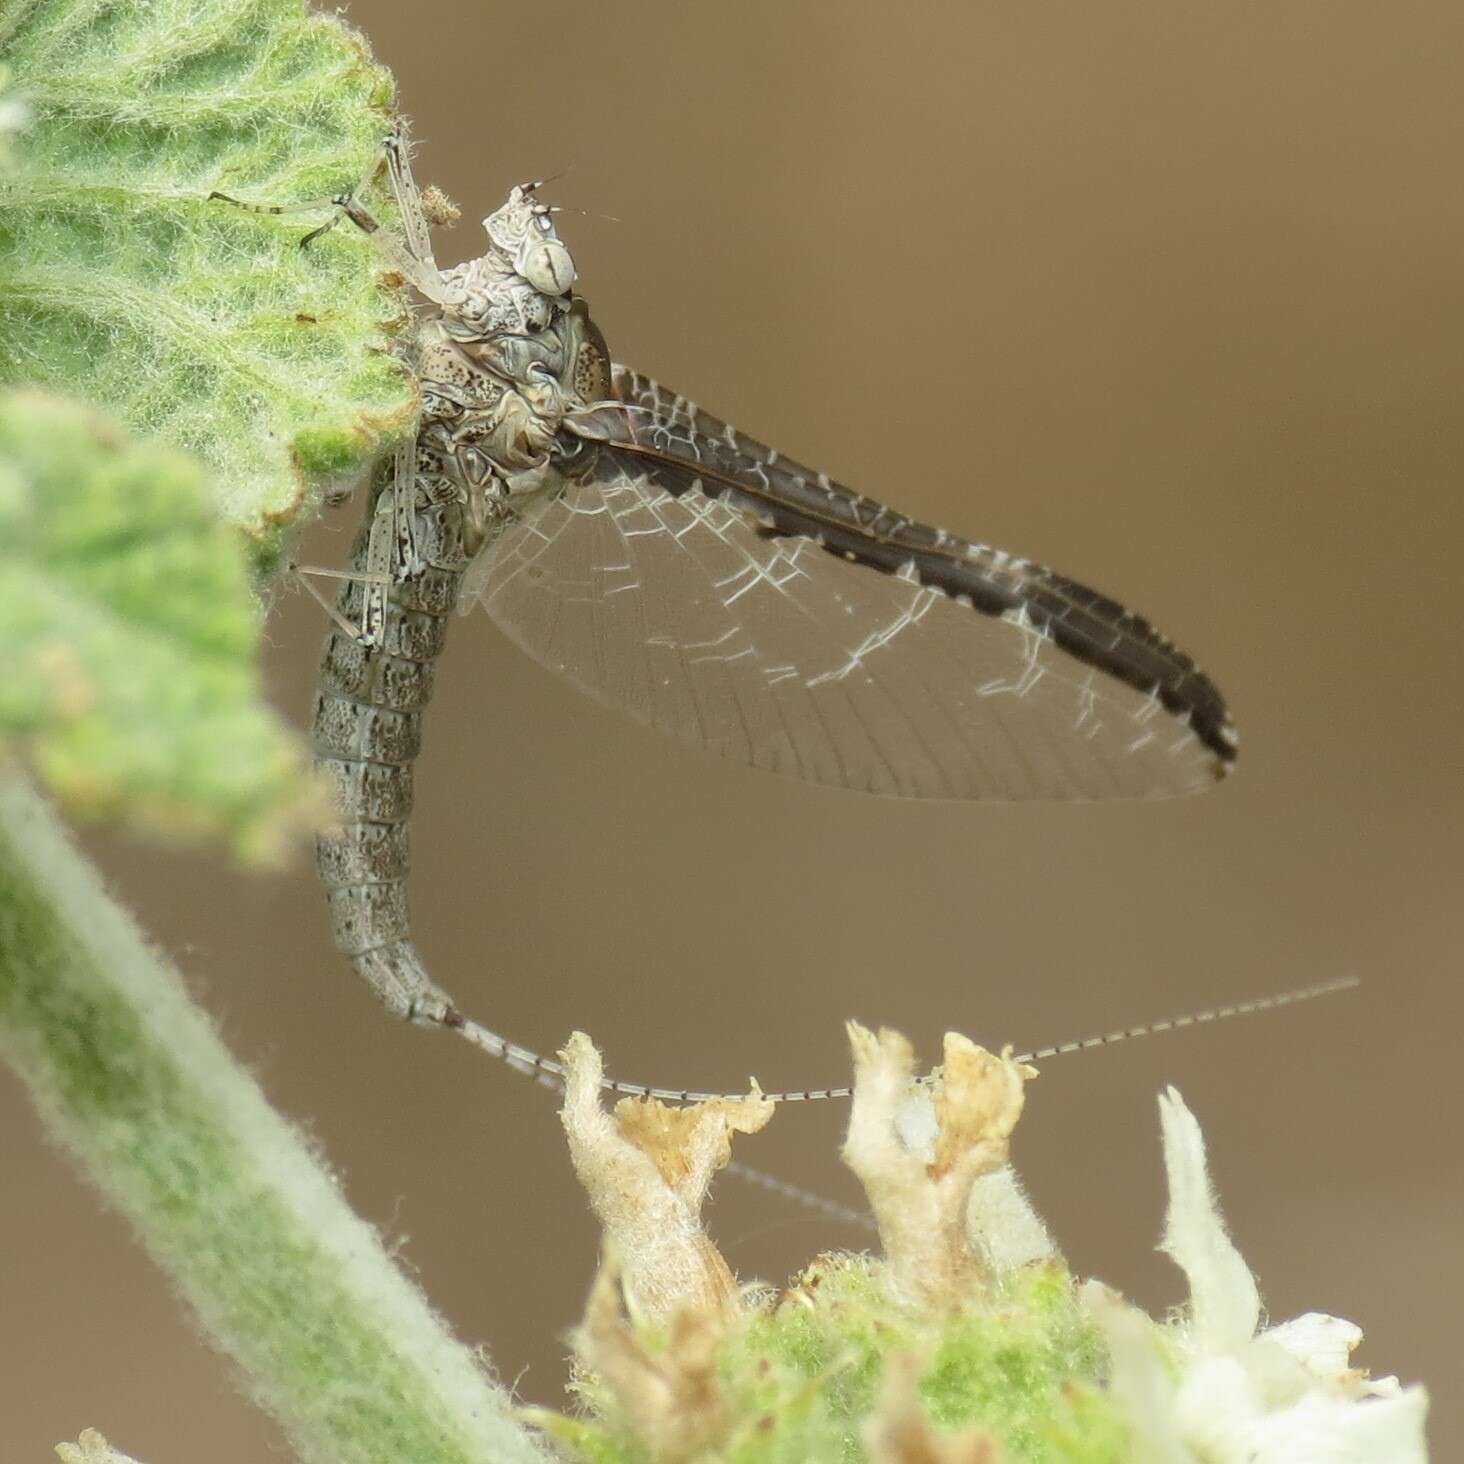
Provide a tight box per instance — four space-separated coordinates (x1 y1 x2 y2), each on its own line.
559 1030 772 1319
570 1256 729 1462
842 1023 1036 1308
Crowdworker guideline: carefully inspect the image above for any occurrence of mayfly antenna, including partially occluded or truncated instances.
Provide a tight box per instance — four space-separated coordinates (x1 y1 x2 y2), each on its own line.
521 164 574 192
547 204 624 225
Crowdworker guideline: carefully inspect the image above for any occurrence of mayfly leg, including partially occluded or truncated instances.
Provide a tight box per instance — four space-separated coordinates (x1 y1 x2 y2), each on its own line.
208 132 452 304
379 435 423 623
208 135 443 593
381 129 439 273
206 147 383 240
290 562 392 642
283 443 414 647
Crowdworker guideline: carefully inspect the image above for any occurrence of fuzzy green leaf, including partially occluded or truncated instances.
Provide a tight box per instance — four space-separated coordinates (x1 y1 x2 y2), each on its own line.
0 0 416 539
0 389 312 859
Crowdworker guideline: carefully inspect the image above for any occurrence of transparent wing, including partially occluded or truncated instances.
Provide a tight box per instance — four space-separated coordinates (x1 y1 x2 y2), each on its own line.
460 370 1236 801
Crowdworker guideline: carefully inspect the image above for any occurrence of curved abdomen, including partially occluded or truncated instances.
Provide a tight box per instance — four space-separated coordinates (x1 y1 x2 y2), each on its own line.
312 488 468 1020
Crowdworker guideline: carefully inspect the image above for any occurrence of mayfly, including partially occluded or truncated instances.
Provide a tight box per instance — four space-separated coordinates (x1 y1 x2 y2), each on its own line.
214 134 1239 1105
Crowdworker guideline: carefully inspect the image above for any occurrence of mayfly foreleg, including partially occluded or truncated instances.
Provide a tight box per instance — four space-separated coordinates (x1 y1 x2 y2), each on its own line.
207 146 383 237
386 436 427 585
208 134 452 304
281 444 414 648
379 434 426 626
381 129 439 273
289 561 392 643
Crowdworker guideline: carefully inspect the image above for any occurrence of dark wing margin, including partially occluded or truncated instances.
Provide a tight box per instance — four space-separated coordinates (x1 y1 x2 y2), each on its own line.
583 366 1237 772
462 365 1236 802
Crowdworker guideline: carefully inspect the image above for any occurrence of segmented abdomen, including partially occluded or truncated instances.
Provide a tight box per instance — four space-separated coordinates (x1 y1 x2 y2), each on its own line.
312 487 468 1020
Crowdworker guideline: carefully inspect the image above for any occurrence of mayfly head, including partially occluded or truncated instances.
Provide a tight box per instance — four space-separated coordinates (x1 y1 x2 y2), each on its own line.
482 183 576 296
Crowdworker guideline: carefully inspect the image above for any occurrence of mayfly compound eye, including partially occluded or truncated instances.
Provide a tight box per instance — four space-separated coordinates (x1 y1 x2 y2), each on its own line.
519 237 575 295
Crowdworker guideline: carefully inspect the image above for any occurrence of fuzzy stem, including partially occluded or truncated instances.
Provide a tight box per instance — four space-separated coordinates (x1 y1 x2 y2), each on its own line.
0 770 543 1464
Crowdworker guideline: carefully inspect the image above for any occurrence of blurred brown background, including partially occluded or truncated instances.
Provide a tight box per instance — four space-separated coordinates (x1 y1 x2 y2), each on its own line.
4 1 1462 1458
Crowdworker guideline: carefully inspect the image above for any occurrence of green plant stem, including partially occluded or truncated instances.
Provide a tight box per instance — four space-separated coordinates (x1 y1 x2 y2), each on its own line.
0 770 543 1464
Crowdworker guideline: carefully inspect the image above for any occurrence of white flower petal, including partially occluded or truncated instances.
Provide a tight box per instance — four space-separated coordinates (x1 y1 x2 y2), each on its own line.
1081 1281 1189 1464
1175 1354 1267 1462
893 1088 938 1162
1366 1375 1404 1399
1174 1362 1430 1464
1088 1090 1433 1464
1262 1312 1362 1382
965 1164 1055 1272
1158 1086 1261 1350
1247 1386 1430 1464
